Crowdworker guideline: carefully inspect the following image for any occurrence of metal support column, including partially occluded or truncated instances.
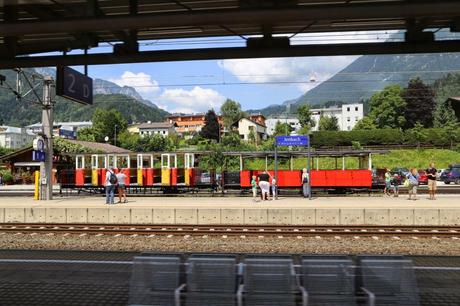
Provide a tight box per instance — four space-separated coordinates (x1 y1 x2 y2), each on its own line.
41 76 54 200
307 138 311 200
274 144 278 200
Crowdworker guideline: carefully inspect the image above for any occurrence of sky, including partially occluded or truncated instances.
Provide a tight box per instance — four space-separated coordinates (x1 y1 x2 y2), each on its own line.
88 56 357 113
49 31 403 113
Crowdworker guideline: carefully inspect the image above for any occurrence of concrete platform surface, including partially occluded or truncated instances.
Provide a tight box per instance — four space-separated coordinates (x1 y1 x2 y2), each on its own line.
0 196 459 226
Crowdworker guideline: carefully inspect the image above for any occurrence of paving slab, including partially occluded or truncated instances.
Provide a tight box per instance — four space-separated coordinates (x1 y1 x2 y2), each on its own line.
340 209 365 225
131 209 153 224
25 208 46 223
66 208 88 223
364 209 390 225
244 209 268 224
221 209 244 225
108 209 131 224
291 209 315 225
197 209 221 224
4 208 25 223
153 208 175 224
267 209 292 225
46 208 67 223
87 208 109 224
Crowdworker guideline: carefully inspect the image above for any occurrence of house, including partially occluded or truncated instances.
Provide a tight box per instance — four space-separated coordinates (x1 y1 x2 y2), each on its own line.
445 97 460 120
234 117 267 142
167 113 224 136
138 122 177 137
0 126 35 149
26 121 92 139
266 117 301 135
310 103 364 131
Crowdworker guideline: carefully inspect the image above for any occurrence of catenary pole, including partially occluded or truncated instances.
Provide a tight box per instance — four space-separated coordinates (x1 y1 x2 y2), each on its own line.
41 76 54 200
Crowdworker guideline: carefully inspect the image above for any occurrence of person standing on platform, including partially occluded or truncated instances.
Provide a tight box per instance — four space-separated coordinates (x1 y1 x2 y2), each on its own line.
105 167 117 205
116 169 128 203
384 168 391 196
251 175 258 202
258 171 270 201
407 168 420 201
271 177 277 200
301 168 309 198
391 173 400 197
426 163 437 200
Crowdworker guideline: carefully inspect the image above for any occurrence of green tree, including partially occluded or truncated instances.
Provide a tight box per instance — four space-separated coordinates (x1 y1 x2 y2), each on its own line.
91 108 128 143
77 127 97 142
273 121 294 136
200 109 220 141
318 116 339 131
353 116 377 130
433 99 458 128
441 121 460 149
368 85 406 129
297 104 316 130
220 99 245 130
407 122 428 149
403 77 436 129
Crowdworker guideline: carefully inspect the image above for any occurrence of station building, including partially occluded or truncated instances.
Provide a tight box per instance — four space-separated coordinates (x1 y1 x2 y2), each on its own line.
310 103 364 131
0 126 35 149
138 122 177 137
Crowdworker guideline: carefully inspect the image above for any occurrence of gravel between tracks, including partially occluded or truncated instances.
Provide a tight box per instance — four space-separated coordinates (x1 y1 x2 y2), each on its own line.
0 233 459 255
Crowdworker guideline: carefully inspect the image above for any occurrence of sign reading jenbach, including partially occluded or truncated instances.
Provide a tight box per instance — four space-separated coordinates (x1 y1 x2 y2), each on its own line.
56 66 93 105
275 135 309 146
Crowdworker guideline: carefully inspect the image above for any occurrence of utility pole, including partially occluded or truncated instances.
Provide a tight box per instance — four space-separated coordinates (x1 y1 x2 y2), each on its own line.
40 76 55 200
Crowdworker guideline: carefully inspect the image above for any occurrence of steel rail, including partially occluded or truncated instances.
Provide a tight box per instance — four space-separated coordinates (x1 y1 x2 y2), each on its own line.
0 224 458 238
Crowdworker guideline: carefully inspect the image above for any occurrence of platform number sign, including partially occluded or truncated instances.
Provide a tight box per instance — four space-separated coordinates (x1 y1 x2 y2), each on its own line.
56 66 93 105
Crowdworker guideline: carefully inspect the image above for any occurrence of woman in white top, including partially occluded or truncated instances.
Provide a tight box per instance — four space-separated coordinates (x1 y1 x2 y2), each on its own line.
116 169 128 203
301 168 310 198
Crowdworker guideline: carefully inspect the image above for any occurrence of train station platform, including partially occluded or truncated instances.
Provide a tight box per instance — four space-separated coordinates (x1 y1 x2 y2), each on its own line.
0 195 459 226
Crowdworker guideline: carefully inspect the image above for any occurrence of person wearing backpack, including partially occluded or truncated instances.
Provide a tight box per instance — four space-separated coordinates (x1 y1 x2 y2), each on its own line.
105 167 117 204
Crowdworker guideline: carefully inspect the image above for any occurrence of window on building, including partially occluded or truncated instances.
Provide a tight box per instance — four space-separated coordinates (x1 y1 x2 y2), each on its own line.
163 131 166 134
347 117 351 122
347 107 350 112
355 117 359 121
347 126 351 131
355 106 359 111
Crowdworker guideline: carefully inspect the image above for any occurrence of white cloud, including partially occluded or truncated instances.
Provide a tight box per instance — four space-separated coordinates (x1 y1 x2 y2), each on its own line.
109 71 159 95
155 86 226 113
219 56 358 93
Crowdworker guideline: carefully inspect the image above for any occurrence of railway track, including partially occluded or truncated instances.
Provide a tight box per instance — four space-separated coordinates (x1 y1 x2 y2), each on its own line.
1 223 459 239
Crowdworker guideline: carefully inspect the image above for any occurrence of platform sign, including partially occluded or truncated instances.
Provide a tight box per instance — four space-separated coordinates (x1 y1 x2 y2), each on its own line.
59 129 77 139
275 135 309 146
32 150 45 162
56 66 93 105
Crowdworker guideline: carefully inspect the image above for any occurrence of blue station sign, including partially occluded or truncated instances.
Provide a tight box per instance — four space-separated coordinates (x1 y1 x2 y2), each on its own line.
32 150 46 162
276 135 309 146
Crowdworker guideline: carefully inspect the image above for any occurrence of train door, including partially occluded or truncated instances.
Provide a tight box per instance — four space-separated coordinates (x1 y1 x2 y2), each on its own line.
75 155 85 186
184 153 195 186
116 154 131 185
91 154 107 186
137 154 154 186
161 153 176 186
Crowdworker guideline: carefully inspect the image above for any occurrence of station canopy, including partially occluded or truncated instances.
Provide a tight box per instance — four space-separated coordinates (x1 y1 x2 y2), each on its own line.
1 0 460 68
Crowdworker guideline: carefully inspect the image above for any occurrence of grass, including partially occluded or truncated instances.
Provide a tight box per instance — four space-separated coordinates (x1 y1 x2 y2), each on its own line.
243 149 460 170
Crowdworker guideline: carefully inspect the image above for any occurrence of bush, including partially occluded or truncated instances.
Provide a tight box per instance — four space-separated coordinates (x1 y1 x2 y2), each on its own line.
310 128 459 147
0 170 13 184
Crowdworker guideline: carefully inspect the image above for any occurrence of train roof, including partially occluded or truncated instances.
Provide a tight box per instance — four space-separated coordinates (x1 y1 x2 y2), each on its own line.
64 149 388 158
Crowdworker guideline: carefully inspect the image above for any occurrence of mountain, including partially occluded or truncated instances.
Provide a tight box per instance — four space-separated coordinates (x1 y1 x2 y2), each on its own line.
292 53 460 106
0 69 169 126
34 67 160 108
251 52 460 116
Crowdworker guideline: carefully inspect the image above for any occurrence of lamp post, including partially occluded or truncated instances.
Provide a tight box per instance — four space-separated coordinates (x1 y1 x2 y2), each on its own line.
114 124 118 147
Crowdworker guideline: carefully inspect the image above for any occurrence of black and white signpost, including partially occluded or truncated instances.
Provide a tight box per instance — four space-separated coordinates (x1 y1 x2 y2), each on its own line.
34 67 92 201
275 135 311 200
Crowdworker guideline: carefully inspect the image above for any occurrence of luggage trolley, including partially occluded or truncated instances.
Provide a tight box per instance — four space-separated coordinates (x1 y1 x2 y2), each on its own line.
91 154 107 186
